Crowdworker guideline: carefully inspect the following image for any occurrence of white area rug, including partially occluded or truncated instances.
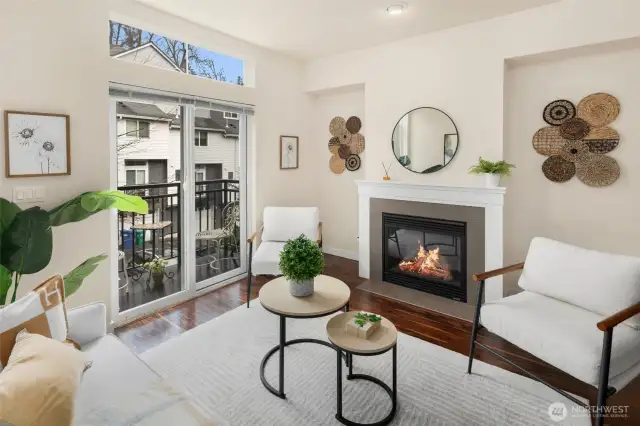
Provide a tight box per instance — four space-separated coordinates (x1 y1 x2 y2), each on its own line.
141 303 589 425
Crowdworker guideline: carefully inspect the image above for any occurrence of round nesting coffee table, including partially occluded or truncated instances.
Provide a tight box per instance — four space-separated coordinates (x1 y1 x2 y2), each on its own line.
259 275 351 399
327 312 398 426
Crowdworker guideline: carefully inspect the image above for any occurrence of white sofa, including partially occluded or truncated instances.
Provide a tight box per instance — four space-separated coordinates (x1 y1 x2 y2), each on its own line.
468 237 640 426
246 207 321 307
67 303 161 421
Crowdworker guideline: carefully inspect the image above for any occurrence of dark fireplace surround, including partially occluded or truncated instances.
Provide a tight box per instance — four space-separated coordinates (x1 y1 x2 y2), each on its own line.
383 213 467 302
370 198 485 305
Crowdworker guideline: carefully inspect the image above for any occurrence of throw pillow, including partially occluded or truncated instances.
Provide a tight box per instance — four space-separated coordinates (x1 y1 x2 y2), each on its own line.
0 329 90 426
0 275 68 370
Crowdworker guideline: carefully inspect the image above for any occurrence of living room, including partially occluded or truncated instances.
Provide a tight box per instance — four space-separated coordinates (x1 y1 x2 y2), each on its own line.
1 0 639 425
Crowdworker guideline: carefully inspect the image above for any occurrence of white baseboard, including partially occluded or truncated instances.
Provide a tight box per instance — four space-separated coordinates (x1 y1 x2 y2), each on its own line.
323 247 359 261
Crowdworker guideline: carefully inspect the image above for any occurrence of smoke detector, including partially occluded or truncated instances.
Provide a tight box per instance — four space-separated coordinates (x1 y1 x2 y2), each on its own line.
386 3 407 15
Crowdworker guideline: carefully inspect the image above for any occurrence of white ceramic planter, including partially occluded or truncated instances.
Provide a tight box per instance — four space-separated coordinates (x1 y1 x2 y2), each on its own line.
485 173 501 188
289 279 314 297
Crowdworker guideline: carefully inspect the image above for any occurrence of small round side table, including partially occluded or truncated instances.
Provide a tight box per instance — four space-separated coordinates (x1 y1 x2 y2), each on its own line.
259 275 351 399
327 312 398 426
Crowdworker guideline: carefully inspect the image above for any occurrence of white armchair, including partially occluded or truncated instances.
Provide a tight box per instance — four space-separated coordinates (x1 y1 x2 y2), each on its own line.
468 237 640 426
246 207 321 307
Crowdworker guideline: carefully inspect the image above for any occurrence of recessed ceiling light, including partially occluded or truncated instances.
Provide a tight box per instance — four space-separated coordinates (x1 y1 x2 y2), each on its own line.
387 3 406 15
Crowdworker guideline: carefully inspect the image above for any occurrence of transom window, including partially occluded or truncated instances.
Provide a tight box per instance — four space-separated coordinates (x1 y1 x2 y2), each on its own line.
124 120 150 138
195 130 208 147
223 112 238 120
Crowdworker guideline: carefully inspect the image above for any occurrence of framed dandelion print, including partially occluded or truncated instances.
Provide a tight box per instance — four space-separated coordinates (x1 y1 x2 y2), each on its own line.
4 110 71 177
280 135 299 169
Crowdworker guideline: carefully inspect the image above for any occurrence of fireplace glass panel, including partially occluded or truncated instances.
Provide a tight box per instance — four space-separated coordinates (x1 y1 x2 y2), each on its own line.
383 213 466 301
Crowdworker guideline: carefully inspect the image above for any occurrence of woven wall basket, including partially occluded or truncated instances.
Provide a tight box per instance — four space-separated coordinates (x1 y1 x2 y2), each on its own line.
559 140 590 164
559 117 590 140
346 116 362 134
329 116 347 137
543 99 576 126
532 126 567 156
542 155 576 183
349 133 365 154
576 155 620 187
328 137 341 154
577 93 620 128
338 144 351 159
345 154 361 171
329 154 345 174
583 126 620 154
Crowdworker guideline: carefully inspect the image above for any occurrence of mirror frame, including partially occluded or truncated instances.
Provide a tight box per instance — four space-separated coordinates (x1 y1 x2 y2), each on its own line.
391 107 460 174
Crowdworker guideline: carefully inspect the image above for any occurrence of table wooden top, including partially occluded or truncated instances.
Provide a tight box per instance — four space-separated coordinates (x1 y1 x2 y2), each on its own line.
259 275 350 318
131 221 172 231
327 312 397 355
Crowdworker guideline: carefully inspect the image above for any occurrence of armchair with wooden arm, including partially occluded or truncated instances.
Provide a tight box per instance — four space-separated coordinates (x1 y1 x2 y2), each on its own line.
467 237 640 426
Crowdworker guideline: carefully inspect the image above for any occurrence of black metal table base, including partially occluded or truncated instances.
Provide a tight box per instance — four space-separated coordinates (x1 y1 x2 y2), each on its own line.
260 315 350 399
336 345 397 426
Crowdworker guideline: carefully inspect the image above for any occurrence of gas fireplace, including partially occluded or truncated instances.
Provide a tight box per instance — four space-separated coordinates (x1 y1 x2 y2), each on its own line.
382 213 467 302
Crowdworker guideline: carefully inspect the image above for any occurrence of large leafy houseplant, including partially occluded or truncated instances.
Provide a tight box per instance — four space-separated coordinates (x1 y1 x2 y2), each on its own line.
0 191 148 305
279 235 324 297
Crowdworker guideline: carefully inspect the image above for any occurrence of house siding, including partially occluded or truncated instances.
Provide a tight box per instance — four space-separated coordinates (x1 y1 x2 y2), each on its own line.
115 45 179 71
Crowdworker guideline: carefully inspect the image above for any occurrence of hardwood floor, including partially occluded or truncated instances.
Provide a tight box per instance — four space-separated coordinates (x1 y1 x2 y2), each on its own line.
115 254 639 425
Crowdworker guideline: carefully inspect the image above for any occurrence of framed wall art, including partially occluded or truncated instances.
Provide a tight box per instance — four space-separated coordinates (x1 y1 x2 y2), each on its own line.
4 110 71 177
280 135 299 169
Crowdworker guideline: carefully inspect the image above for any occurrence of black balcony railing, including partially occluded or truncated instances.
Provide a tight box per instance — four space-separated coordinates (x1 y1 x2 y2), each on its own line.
117 179 239 270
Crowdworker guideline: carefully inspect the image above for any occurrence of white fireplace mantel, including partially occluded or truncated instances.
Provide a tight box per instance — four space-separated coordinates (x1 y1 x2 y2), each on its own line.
356 180 506 302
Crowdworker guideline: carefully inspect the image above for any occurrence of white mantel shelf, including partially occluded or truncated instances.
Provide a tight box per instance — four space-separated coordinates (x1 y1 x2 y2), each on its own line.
356 180 506 302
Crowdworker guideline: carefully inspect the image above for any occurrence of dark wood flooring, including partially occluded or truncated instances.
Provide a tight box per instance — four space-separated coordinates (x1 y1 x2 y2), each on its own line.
115 254 639 425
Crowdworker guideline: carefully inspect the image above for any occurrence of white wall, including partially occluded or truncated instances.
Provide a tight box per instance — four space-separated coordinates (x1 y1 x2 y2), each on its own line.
503 44 640 294
311 86 365 259
304 0 640 187
0 0 310 324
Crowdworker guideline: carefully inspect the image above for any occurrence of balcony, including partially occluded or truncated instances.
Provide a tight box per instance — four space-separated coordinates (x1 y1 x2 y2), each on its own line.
117 179 240 312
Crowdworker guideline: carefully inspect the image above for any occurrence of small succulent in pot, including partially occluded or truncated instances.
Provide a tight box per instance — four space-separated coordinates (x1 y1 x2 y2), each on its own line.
279 235 324 297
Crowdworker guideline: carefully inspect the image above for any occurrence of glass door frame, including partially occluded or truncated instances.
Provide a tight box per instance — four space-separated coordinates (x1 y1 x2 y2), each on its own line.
195 113 248 291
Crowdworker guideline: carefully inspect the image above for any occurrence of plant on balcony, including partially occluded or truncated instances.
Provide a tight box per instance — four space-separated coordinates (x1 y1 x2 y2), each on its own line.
144 257 167 289
279 235 324 297
0 191 148 306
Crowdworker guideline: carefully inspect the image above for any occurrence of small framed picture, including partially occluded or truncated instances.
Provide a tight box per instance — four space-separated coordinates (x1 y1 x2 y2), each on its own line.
4 110 71 177
280 135 299 169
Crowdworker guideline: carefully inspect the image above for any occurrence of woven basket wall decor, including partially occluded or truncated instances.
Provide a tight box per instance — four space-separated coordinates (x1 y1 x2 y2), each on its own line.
577 93 620 128
543 99 576 126
329 154 346 174
329 116 347 137
576 155 620 187
532 126 566 156
345 154 361 171
328 115 364 173
328 137 341 154
559 117 590 140
542 155 576 183
533 93 621 187
349 133 365 154
346 116 362 134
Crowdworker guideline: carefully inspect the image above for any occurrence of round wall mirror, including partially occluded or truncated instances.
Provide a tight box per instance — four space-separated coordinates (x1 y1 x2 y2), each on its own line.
391 107 459 174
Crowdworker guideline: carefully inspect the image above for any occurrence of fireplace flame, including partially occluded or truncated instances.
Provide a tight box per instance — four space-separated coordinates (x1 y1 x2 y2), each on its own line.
398 244 452 280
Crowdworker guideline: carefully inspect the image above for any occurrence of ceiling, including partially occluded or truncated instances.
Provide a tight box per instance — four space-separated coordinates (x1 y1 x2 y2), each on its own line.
135 0 561 58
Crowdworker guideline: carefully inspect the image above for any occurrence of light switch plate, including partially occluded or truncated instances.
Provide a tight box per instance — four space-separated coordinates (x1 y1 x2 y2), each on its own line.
13 186 45 204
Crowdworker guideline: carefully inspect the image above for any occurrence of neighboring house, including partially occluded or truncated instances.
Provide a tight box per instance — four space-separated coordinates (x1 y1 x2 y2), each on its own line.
110 43 183 72
116 101 240 189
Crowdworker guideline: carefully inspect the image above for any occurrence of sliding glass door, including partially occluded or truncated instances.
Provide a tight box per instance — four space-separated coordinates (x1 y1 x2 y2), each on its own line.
110 91 248 323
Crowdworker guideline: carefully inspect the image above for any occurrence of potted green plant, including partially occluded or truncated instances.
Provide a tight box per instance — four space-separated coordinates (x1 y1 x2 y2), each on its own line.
468 157 515 187
0 191 147 307
279 235 324 297
144 258 168 289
